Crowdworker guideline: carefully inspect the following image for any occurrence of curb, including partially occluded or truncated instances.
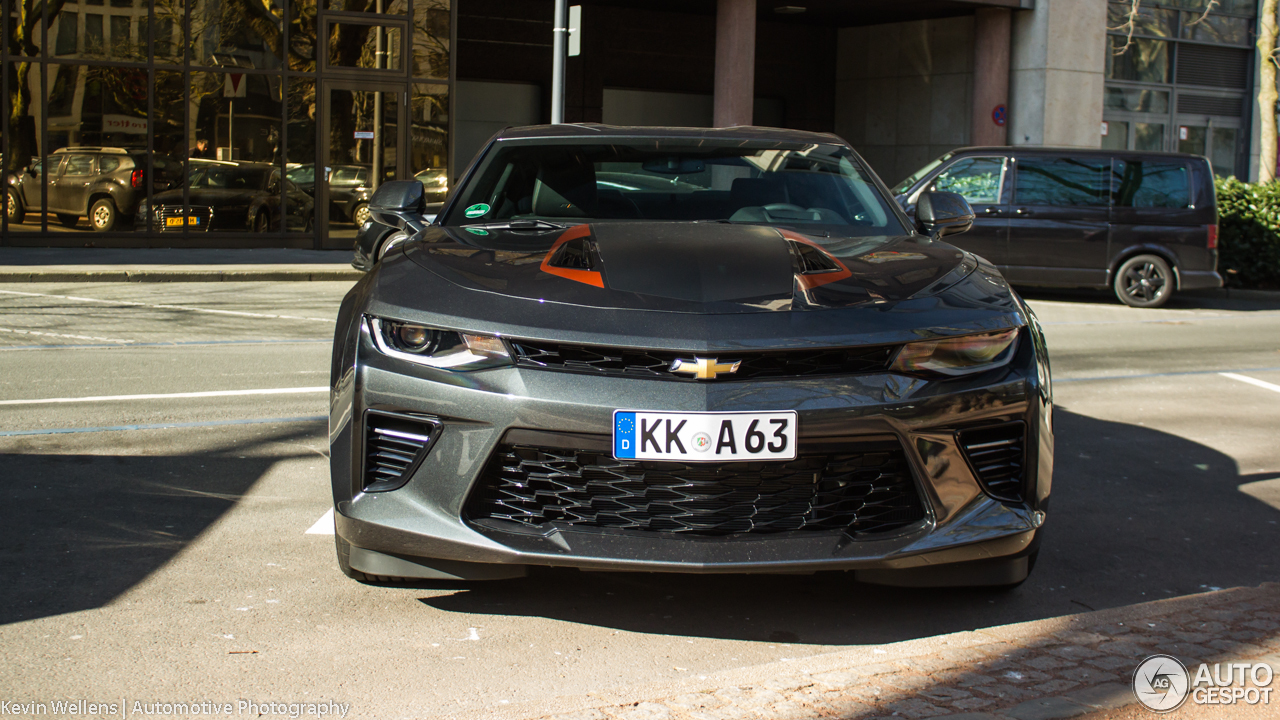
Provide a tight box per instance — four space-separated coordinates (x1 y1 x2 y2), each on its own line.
446 583 1280 720
0 268 363 282
1182 287 1280 301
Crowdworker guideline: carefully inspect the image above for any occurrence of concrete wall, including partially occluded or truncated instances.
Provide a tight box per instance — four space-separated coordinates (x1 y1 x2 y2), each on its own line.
1009 0 1106 148
834 16 975 187
453 81 542 173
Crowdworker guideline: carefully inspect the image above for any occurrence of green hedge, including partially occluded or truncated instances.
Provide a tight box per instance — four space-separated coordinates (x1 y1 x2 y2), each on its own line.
1215 176 1280 290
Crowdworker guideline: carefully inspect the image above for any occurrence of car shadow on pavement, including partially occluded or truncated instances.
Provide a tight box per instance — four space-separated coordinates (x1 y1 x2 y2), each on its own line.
0 423 322 625
418 408 1280 647
1016 286 1280 312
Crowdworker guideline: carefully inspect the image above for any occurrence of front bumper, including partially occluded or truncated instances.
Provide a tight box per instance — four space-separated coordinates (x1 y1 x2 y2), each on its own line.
330 321 1053 581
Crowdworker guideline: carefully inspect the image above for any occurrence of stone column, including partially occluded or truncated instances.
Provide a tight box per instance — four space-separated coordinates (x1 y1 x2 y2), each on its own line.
714 0 756 127
972 8 1011 146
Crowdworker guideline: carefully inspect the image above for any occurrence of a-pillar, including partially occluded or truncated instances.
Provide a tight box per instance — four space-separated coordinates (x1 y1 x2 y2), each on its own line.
971 8 1011 146
714 0 756 127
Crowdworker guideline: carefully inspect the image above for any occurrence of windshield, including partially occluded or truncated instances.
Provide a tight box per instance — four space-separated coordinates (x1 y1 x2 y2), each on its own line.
891 153 952 195
190 167 269 190
445 139 908 237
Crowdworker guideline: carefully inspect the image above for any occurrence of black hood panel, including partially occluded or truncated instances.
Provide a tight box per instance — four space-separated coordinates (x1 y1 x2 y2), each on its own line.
405 221 966 314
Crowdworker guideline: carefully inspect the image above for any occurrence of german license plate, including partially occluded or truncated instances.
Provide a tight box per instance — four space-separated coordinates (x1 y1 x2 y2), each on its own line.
165 216 199 227
613 411 797 462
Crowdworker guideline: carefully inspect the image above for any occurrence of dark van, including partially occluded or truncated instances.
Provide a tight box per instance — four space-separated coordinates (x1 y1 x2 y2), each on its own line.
892 147 1221 308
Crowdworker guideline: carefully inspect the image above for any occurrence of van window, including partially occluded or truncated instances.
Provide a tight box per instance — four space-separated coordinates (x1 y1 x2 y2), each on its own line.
1112 160 1190 208
929 157 1005 205
99 156 121 173
1014 157 1109 206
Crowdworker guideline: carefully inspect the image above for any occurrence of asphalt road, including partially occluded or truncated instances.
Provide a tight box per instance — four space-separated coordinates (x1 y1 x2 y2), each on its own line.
0 282 1277 718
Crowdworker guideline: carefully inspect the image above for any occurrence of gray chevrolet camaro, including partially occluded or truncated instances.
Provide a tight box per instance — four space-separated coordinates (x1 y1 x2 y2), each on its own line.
329 124 1053 588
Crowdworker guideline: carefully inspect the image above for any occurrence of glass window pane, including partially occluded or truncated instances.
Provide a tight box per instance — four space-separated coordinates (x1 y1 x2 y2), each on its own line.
1182 12 1250 45
1015 157 1110 207
412 82 449 201
191 0 284 70
1107 37 1170 83
289 0 319 71
1101 120 1128 150
86 14 104 53
1178 125 1206 156
1107 2 1177 37
326 0 408 12
55 11 79 55
1210 127 1237 178
329 23 404 70
928 157 1004 205
1135 123 1165 151
1103 87 1170 113
413 0 450 79
285 78 319 230
1114 160 1189 208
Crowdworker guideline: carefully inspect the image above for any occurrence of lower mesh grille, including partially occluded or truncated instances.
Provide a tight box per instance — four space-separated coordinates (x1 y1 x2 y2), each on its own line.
465 440 925 536
958 421 1027 502
363 411 441 492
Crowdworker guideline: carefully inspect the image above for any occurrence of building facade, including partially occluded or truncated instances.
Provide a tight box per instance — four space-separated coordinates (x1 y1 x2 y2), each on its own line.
1 0 1265 248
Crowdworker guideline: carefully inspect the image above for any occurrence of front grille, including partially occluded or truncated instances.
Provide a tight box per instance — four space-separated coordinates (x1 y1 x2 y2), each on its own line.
465 440 925 536
362 411 441 492
509 340 897 381
958 421 1026 503
154 205 213 232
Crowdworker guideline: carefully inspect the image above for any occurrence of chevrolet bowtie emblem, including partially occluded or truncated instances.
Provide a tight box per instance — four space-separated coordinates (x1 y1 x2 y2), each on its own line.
669 357 742 380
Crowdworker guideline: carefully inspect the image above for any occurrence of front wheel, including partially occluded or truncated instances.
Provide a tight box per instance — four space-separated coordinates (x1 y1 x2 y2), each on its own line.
352 202 370 226
90 198 118 231
6 189 24 224
1115 254 1174 308
252 211 270 233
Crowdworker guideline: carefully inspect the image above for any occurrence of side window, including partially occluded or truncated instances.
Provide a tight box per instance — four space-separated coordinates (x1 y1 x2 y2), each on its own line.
929 157 1005 205
1014 156 1110 206
1112 160 1189 208
63 155 96 175
99 156 120 173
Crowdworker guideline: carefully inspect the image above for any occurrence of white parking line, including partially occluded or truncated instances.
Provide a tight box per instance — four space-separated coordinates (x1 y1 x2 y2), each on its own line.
0 289 333 322
0 386 327 406
1221 372 1280 394
0 326 134 344
306 508 335 535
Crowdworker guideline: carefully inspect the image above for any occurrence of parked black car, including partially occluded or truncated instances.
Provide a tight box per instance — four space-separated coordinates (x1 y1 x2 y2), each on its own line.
286 164 374 225
139 162 313 232
893 147 1221 308
6 147 180 231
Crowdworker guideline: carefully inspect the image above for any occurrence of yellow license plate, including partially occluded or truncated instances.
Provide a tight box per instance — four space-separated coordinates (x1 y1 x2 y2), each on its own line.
165 216 199 227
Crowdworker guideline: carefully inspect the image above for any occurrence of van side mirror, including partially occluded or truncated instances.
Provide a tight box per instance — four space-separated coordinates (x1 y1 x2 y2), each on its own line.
914 191 974 240
368 180 427 230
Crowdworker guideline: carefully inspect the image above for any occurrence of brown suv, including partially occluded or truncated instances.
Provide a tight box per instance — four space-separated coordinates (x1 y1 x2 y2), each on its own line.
6 147 178 231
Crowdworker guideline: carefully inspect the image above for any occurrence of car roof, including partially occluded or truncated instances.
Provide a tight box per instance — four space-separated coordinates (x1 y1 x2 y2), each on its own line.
948 146 1208 161
52 147 131 154
495 123 844 145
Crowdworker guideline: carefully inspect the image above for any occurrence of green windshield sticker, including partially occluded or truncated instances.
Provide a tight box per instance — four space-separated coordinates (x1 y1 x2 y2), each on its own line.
464 227 490 236
464 203 490 218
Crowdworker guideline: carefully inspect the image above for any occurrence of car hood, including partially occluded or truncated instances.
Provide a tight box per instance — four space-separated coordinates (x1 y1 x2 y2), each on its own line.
151 188 260 205
403 221 971 314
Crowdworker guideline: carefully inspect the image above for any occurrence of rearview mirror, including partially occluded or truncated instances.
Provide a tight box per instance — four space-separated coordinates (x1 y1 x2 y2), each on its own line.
914 191 974 240
368 180 427 230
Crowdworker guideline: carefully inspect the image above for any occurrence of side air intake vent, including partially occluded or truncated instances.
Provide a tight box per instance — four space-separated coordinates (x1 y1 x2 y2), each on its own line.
790 241 842 274
958 421 1027 503
548 237 596 270
363 410 442 492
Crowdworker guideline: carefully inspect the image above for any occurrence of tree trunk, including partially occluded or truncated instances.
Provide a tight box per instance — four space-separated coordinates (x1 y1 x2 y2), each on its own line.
1258 0 1278 183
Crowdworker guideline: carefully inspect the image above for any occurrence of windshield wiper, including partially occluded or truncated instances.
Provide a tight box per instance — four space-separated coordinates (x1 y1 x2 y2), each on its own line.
465 219 571 231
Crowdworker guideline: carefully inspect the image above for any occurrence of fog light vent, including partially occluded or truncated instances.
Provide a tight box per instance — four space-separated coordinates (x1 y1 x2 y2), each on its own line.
958 421 1026 503
363 410 441 492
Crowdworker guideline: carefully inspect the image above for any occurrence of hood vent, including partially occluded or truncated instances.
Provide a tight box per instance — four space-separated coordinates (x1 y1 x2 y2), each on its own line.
548 237 596 270
790 240 842 274
363 410 442 493
958 421 1027 503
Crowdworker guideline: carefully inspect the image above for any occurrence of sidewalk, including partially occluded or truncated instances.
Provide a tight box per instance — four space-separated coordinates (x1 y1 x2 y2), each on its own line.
0 248 363 282
459 583 1280 720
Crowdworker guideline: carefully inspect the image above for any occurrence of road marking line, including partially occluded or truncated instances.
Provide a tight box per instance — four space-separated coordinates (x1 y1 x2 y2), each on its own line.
0 415 326 437
0 326 134 344
306 508 335 535
1056 366 1280 384
1221 372 1280 394
0 338 330 352
0 386 327 406
0 289 333 322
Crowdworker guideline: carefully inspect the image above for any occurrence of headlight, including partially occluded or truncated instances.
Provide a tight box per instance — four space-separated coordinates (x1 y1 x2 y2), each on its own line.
890 329 1019 376
369 317 511 370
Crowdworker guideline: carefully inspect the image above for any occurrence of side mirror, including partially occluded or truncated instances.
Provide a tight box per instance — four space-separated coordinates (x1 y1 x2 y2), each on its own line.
914 191 974 240
368 180 427 231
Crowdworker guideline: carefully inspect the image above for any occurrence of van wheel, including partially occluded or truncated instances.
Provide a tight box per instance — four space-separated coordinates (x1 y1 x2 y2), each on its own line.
57 213 79 228
352 203 370 226
1115 254 1173 308
90 198 118 231
6 189 24 224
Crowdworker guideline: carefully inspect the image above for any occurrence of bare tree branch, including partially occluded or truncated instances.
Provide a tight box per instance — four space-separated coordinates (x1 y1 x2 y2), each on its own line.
1109 0 1142 55
1185 0 1220 28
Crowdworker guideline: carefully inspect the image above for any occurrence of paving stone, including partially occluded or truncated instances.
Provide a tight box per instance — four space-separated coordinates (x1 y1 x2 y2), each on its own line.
920 687 973 702
685 705 757 720
1026 656 1077 671
1048 645 1102 661
949 698 996 711
884 698 947 718
1063 682 1135 710
758 676 814 693
817 691 876 715
616 703 674 720
1057 666 1118 684
969 683 1032 700
1172 631 1217 644
893 656 961 674
1206 639 1269 656
1094 641 1146 658
664 694 721 712
956 674 998 687
1002 696 1092 720
760 701 815 720
996 670 1052 685
1052 631 1110 646
1030 680 1080 695
932 714 1001 720
810 671 861 689
879 673 934 691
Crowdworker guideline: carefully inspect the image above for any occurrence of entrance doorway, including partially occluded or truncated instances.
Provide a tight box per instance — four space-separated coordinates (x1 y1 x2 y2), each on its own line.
317 81 409 249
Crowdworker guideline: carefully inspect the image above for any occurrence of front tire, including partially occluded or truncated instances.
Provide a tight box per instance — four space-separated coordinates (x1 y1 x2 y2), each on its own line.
1115 254 1173 308
352 202 370 227
253 211 270 233
6 189 24 224
90 198 118 231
